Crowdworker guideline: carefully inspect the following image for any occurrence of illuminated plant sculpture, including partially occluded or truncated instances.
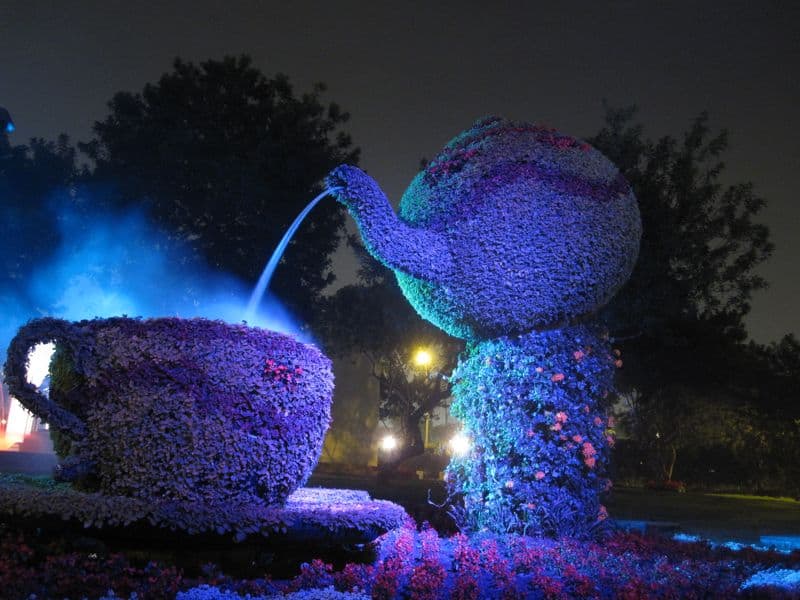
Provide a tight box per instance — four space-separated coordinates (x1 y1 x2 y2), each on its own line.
5 317 333 507
328 117 640 537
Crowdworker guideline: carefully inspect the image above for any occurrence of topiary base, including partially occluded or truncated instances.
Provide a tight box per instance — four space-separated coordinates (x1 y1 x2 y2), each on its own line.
446 324 618 538
0 474 408 547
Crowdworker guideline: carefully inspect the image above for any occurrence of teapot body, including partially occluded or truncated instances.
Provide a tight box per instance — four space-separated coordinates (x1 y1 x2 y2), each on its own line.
396 117 641 339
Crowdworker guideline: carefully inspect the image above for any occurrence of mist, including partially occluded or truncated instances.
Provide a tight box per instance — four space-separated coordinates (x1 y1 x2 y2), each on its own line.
0 185 311 359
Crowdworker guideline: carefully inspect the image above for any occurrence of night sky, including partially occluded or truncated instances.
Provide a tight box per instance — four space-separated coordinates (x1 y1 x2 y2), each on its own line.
2 1 797 343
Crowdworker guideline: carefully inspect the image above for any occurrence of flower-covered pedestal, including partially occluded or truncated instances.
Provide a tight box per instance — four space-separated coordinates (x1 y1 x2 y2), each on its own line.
446 325 617 538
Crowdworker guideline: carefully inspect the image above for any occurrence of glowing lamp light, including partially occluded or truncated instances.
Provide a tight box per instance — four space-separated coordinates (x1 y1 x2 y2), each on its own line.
449 432 471 457
413 348 433 368
380 434 398 452
5 122 13 133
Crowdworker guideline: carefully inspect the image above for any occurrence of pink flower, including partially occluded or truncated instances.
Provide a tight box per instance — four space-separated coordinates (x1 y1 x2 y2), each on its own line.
606 435 616 447
572 434 583 443
613 348 621 357
505 480 514 489
594 416 603 426
551 373 565 383
573 350 584 361
584 457 596 468
608 416 616 428
555 411 568 423
551 422 562 432
535 471 545 480
582 442 596 457
583 405 590 413
527 428 536 437
598 505 608 520
535 366 544 373
614 359 623 368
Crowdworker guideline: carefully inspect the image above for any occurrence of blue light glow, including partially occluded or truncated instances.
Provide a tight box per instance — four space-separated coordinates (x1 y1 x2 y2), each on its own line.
0 187 314 358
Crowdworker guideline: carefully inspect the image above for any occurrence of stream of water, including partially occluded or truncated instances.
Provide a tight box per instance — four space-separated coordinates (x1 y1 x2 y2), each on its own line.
244 187 341 322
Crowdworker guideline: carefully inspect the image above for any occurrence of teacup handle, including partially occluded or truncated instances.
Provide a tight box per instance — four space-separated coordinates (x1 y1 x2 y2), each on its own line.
4 317 87 439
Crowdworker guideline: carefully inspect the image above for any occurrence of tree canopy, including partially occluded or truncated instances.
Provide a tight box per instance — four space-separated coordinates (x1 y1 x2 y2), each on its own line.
587 107 797 490
590 106 773 396
80 55 359 320
0 134 80 290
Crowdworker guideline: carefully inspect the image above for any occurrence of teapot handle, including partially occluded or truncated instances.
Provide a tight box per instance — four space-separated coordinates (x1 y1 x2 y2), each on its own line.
3 318 87 439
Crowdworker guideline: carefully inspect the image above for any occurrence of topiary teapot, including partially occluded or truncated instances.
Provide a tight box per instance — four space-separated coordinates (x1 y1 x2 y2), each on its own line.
327 116 641 340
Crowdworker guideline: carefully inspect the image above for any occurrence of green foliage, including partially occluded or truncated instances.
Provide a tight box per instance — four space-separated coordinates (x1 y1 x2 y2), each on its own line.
47 344 84 459
80 55 359 320
320 354 380 467
757 333 800 416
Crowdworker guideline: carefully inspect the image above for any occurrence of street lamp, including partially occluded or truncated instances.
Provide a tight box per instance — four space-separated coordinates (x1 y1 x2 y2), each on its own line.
413 348 433 369
449 432 471 457
380 434 398 452
413 347 435 449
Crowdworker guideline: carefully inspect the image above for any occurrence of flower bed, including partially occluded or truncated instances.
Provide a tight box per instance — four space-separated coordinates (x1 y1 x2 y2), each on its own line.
2 516 799 598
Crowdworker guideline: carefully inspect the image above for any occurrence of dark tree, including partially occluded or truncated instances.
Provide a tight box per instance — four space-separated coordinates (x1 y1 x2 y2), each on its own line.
591 106 772 345
0 133 79 289
744 334 800 419
80 55 359 320
589 106 776 484
320 241 463 466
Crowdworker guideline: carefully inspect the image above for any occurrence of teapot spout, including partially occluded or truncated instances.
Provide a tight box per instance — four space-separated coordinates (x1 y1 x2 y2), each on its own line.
327 165 453 282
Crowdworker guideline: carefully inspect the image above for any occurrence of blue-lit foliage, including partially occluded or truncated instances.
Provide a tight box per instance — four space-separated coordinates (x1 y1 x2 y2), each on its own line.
330 117 640 537
4 317 334 506
446 326 617 538
329 117 641 340
0 475 407 542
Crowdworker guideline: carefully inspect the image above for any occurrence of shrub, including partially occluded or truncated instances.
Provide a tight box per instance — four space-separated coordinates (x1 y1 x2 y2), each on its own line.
646 479 688 493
